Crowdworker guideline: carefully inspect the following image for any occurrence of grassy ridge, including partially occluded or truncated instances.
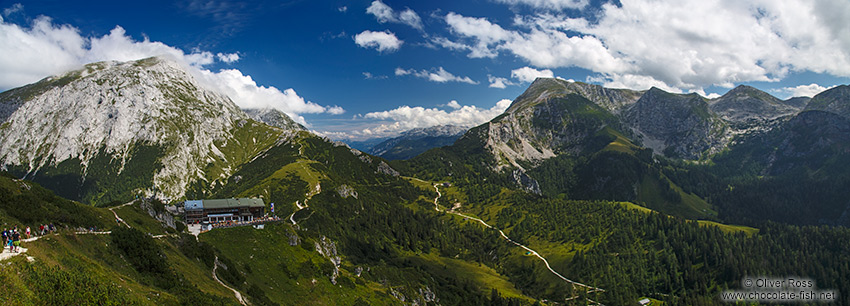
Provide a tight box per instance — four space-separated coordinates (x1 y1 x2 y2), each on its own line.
0 172 114 230
696 220 758 236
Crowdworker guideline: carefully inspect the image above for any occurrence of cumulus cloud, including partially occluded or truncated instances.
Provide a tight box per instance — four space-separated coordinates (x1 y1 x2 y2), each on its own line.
195 69 343 124
438 0 850 93
338 6 348 13
395 66 478 84
354 30 403 52
774 83 836 98
357 99 512 138
0 13 342 126
487 75 516 88
492 0 588 10
511 66 554 83
216 52 239 63
366 1 423 30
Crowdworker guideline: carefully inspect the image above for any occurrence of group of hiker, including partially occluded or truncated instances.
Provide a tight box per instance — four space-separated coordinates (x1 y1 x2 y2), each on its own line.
2 224 57 253
2 226 22 253
202 215 281 231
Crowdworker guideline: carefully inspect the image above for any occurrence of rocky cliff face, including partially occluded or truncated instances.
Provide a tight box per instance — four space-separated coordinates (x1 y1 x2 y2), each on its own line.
244 107 305 131
624 87 728 159
0 57 288 203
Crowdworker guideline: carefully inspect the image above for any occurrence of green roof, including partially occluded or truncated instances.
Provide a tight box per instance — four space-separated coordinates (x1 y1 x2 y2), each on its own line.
195 198 265 209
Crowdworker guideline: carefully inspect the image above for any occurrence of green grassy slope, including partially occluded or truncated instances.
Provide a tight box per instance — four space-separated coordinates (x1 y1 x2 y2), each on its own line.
0 172 114 230
201 223 398 305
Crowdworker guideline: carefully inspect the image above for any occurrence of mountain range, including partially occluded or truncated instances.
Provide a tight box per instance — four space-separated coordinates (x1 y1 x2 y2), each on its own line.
367 125 467 160
1 57 850 305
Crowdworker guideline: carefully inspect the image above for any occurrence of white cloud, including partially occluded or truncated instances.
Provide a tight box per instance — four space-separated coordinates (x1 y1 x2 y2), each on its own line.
492 0 589 10
394 67 411 76
366 1 394 23
363 72 387 80
3 3 23 17
326 106 346 115
366 1 423 30
438 0 850 93
511 66 554 83
395 66 478 84
444 13 511 58
0 16 87 88
354 30 403 53
398 9 423 30
774 83 836 98
0 14 342 126
196 69 343 125
216 52 239 63
488 75 516 88
357 99 512 138
338 6 348 13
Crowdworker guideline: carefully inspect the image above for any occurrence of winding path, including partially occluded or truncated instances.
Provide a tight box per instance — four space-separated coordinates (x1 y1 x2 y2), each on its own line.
213 256 247 305
289 178 321 226
109 201 134 228
432 184 605 300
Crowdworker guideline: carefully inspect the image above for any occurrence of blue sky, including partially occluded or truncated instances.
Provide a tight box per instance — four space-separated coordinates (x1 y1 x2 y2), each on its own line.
1 0 849 140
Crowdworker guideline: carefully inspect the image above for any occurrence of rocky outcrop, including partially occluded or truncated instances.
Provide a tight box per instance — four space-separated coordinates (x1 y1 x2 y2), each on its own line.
511 169 541 195
336 184 358 199
314 236 341 284
376 161 400 177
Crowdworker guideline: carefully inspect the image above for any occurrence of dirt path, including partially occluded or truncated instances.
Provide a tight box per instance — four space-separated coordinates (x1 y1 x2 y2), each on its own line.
109 201 134 228
0 245 28 261
289 180 320 226
433 184 605 299
213 256 247 305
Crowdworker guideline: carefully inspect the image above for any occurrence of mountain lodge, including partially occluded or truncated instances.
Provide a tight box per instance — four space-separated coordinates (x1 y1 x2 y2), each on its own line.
184 198 265 224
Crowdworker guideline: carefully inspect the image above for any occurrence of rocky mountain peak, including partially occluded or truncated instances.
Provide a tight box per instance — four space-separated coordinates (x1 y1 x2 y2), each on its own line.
624 87 725 159
507 78 641 114
0 56 280 203
709 84 798 122
805 85 850 119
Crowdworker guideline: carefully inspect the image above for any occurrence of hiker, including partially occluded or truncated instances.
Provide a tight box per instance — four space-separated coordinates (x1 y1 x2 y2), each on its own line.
49 223 55 232
39 224 45 235
1 228 7 249
11 230 20 253
25 226 31 239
